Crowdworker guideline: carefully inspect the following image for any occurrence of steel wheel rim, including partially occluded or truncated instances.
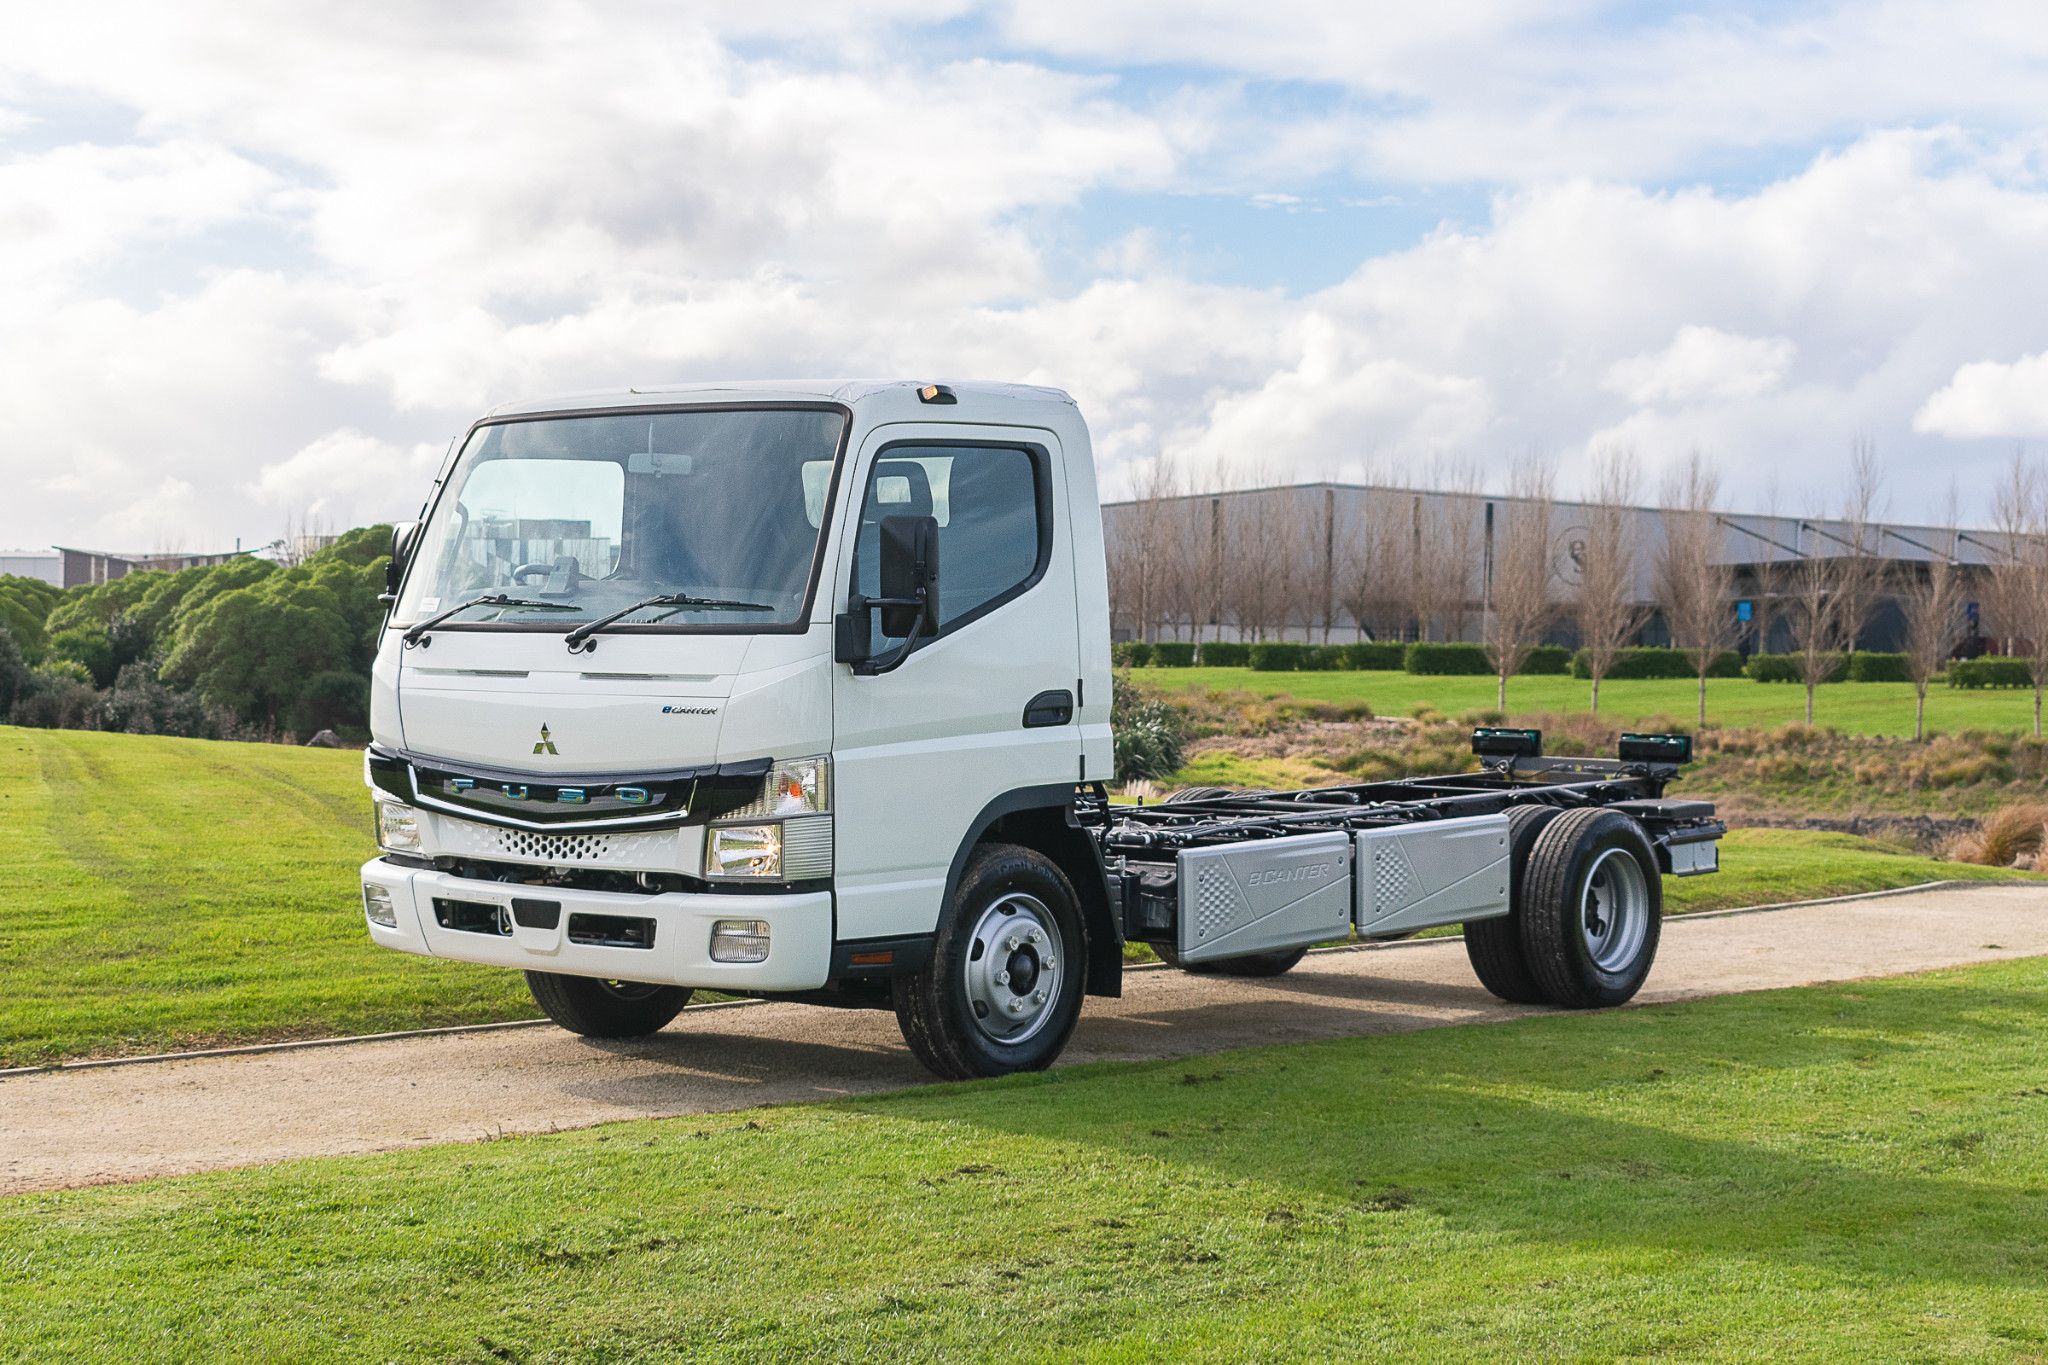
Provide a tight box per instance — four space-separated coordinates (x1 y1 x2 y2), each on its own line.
595 979 665 1002
962 892 1065 1045
1580 846 1650 974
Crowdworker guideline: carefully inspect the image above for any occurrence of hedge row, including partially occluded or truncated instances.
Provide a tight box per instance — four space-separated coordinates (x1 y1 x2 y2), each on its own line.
1570 647 1744 680
1950 656 2034 689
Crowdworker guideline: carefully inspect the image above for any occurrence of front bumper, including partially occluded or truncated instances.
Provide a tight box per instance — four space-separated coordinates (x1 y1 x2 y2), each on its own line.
360 857 832 991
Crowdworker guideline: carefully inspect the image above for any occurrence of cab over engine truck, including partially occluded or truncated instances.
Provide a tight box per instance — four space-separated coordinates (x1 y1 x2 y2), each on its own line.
361 380 1724 1079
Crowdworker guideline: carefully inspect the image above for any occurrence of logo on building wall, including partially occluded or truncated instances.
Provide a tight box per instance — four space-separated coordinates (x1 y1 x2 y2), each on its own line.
1554 526 1590 586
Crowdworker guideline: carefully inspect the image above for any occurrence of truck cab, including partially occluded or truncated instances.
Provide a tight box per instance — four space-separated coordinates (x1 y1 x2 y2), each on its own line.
361 380 1120 1076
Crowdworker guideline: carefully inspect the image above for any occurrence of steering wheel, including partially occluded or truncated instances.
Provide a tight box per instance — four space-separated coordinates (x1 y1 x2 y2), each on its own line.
509 562 553 586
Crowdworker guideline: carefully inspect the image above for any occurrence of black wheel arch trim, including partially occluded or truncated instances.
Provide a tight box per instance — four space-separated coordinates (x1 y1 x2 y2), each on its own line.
943 783 1123 999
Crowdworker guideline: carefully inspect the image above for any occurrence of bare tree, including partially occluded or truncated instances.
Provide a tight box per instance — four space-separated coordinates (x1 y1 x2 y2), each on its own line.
1483 462 1557 712
1655 453 1740 728
1784 446 1884 725
1899 489 1966 743
1126 455 1184 643
1221 471 1288 641
1988 451 2048 736
1413 465 1481 641
1574 449 1650 713
1337 486 1409 643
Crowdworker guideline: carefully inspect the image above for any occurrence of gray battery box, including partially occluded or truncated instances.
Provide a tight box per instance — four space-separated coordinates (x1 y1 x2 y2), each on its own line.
1175 831 1354 964
1354 813 1511 936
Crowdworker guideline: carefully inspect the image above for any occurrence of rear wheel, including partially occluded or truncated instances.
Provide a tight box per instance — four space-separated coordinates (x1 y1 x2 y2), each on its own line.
893 843 1088 1079
1463 805 1562 1004
1518 808 1662 1008
1154 941 1311 977
524 972 692 1038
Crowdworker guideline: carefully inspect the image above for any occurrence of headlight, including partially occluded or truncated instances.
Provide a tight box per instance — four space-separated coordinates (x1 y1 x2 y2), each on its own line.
705 823 781 879
723 756 830 821
375 800 422 854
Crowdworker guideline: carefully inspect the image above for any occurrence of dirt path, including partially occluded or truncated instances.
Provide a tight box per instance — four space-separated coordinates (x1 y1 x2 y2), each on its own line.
4 883 2043 1196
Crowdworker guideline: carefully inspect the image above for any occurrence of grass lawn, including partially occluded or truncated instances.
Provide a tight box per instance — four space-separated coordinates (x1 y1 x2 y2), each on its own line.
0 726 536 1069
6 957 2047 1361
4 725 2038 1067
1134 666 2044 738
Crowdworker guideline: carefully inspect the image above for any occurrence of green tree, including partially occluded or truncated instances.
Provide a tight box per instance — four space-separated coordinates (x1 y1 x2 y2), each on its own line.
161 576 355 726
46 624 116 688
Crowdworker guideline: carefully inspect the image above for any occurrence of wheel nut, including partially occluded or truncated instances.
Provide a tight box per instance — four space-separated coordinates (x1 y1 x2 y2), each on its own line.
995 970 1010 985
1033 990 1046 1005
1040 957 1055 970
1008 999 1025 1014
1029 929 1044 944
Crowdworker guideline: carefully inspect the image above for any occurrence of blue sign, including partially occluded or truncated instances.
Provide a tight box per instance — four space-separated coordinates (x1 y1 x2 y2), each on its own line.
1735 600 1753 623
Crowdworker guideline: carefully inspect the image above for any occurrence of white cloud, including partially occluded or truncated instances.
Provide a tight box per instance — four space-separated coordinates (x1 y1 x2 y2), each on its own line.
0 4 2046 549
1603 327 1796 407
1914 352 2048 438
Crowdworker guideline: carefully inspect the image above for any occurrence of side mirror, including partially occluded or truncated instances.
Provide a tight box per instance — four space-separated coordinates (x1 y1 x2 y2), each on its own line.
835 514 941 675
382 521 421 604
877 514 940 639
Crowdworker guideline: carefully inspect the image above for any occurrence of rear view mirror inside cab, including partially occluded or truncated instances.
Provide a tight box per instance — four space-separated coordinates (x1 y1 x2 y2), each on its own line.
627 451 695 476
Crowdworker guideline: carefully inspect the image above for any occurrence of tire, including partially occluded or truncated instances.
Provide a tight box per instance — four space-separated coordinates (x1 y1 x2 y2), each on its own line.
524 972 692 1038
1518 808 1662 1009
1154 941 1310 977
892 843 1089 1079
1463 805 1563 1004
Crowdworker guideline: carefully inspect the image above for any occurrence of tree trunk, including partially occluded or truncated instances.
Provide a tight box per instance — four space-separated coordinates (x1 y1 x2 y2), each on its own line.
2036 683 2043 739
1589 673 1601 714
1805 681 1816 726
1915 686 1927 743
1497 671 1508 713
1697 671 1708 729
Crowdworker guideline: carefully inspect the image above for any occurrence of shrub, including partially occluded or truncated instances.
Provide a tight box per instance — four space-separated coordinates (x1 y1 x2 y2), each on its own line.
99 665 221 738
1111 675 1184 781
1746 652 1845 684
1520 644 1571 675
0 626 29 714
1571 646 1728 680
1300 644 1345 671
1249 642 1306 671
1336 641 1405 671
288 669 370 737
1201 642 1250 667
1405 642 1491 675
1946 802 2048 868
1950 657 2033 689
1111 641 1154 668
46 624 116 689
1845 652 1910 683
1150 642 1196 667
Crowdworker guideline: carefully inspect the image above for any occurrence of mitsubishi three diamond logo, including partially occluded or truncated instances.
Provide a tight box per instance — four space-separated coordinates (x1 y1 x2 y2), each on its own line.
533 722 558 756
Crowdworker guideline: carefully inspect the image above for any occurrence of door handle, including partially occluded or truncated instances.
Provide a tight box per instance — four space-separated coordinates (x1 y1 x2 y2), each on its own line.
1022 689 1074 727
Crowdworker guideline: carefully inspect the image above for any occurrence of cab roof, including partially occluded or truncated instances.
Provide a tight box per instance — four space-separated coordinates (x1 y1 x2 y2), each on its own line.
483 379 1076 420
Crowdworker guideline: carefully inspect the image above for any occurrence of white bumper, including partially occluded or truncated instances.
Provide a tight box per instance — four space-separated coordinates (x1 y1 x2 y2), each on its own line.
360 858 832 991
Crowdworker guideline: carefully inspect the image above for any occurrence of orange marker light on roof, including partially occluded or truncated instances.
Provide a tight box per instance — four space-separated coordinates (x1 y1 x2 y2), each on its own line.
916 383 957 405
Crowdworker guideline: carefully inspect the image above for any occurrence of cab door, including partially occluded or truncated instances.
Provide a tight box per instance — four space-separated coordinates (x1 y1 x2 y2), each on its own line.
830 424 1083 942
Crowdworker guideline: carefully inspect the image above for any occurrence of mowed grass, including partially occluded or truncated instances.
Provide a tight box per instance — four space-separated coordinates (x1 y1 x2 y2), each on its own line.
0 726 536 1068
1135 665 2043 737
6 959 2048 1362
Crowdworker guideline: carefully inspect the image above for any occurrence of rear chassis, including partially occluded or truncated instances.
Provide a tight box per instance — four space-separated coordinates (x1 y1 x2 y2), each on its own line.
1091 730 1724 966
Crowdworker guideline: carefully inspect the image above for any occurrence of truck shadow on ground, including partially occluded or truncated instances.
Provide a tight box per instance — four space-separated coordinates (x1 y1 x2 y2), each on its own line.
837 974 2048 1296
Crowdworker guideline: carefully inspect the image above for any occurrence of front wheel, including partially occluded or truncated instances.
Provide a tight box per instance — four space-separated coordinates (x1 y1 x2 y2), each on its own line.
893 843 1088 1079
524 972 692 1038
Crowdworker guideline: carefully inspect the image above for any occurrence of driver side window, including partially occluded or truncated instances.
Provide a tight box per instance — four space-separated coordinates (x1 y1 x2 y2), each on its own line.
852 444 1046 647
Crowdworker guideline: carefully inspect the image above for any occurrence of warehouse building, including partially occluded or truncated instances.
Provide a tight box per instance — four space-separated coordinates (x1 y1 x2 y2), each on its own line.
1101 482 2008 654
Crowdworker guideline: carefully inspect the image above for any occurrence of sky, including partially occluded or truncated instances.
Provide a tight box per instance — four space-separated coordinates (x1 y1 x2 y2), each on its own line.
3 0 2048 552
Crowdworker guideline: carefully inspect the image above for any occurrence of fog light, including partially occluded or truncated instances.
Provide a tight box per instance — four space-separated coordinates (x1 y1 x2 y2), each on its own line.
375 800 421 854
362 882 398 928
705 823 781 879
710 919 771 963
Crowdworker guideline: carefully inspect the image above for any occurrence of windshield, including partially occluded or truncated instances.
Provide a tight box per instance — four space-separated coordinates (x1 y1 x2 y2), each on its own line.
394 406 847 631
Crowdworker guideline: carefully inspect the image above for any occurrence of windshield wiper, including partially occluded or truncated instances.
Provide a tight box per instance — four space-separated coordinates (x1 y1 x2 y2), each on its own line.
402 594 580 647
564 593 775 652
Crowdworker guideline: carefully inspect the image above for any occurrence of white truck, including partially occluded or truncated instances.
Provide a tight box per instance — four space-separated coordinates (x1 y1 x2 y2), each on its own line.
361 380 1723 1078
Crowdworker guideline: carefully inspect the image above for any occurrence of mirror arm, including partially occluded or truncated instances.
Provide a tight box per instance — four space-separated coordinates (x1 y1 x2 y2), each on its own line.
843 589 931 676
